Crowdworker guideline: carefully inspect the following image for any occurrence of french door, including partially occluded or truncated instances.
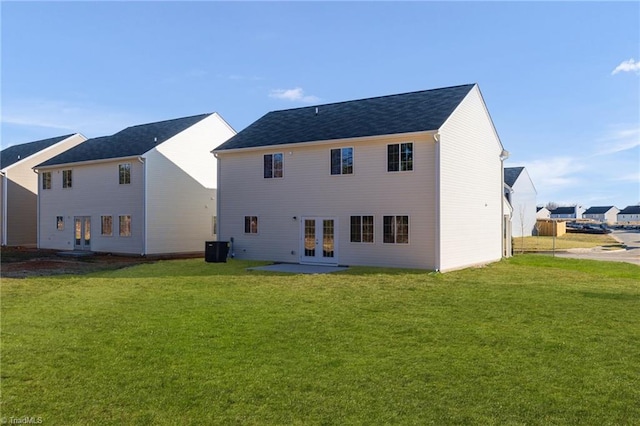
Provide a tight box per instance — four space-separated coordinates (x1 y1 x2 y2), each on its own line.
74 216 91 250
301 217 337 265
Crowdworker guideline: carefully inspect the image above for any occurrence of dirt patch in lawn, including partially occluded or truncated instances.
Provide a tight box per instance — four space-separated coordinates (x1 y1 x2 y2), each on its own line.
1 247 159 278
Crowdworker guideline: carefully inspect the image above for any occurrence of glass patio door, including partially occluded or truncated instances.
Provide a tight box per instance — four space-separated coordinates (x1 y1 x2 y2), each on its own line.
301 217 337 265
74 216 91 250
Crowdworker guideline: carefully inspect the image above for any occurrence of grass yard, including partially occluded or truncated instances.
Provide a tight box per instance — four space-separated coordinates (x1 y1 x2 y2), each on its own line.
513 232 621 253
1 256 639 425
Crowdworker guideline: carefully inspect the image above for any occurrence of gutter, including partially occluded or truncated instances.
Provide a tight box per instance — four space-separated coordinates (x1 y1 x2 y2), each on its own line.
433 132 440 272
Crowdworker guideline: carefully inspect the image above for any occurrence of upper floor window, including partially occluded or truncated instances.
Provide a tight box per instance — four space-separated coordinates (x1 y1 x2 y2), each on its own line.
119 163 131 184
383 215 409 244
62 170 72 188
331 148 353 175
264 153 283 178
387 143 413 172
42 172 52 190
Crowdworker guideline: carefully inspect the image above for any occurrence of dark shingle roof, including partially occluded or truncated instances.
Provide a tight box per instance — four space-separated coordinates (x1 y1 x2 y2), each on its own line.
1 134 75 169
38 113 212 167
214 84 475 151
504 167 524 187
583 206 616 215
619 205 640 215
550 206 577 215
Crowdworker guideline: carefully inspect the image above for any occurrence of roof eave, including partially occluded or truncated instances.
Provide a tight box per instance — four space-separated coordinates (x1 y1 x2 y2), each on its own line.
213 129 438 155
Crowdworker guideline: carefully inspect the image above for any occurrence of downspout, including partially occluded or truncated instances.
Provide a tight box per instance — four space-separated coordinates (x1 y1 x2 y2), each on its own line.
138 157 146 256
433 132 440 272
499 149 510 257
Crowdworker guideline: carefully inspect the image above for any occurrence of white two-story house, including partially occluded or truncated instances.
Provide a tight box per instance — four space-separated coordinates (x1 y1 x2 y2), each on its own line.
35 113 235 255
1 134 87 247
213 84 508 271
504 166 537 237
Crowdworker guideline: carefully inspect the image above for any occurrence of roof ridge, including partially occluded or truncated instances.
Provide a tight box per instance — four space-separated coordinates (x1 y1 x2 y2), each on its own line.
270 83 476 113
121 112 213 131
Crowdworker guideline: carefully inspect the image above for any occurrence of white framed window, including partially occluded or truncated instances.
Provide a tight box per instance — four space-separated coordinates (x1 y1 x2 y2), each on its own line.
56 216 64 231
101 216 113 236
244 216 258 234
42 172 52 190
331 147 354 175
264 153 283 178
119 163 131 184
119 215 131 237
383 215 409 244
62 169 72 188
350 215 374 243
387 143 413 172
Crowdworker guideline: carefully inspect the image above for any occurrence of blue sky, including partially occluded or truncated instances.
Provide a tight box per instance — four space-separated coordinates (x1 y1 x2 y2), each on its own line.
2 1 638 209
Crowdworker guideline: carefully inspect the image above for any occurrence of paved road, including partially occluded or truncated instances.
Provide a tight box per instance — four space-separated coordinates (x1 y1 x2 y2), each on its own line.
554 230 640 266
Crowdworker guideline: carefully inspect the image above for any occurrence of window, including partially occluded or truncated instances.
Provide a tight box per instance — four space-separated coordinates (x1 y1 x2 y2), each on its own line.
119 215 131 237
331 148 353 175
264 153 283 178
350 215 374 243
62 169 72 188
119 163 131 184
387 143 413 172
101 216 113 236
383 215 409 244
42 172 52 190
56 216 64 231
244 216 258 234
212 216 217 236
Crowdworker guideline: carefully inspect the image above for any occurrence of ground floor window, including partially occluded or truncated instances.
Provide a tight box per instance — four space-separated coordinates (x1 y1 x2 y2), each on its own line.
119 215 131 237
101 216 113 236
350 215 374 243
383 215 409 244
244 216 258 234
56 216 64 231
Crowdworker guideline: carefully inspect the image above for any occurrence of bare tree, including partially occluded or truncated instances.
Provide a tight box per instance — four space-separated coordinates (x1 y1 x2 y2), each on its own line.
519 204 526 253
546 201 559 211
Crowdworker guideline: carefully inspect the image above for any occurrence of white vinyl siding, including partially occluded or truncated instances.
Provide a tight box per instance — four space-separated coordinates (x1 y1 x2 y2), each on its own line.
144 113 236 254
438 85 503 271
217 132 437 269
509 168 537 237
2 133 86 247
38 160 144 253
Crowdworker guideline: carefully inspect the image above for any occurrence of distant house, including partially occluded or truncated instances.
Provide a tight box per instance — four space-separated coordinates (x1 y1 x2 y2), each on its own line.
550 206 585 220
1 134 87 246
504 166 537 237
536 206 551 219
582 206 619 224
214 84 509 272
35 113 235 255
617 205 640 225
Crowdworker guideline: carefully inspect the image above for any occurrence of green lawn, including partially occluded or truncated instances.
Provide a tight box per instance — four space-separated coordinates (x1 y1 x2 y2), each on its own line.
2 256 639 425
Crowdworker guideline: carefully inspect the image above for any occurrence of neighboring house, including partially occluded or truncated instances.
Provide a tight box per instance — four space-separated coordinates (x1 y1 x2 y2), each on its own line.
35 113 235 255
504 166 537 237
536 206 551 219
550 206 585 220
617 205 640 225
213 84 508 272
582 206 619 224
1 134 87 247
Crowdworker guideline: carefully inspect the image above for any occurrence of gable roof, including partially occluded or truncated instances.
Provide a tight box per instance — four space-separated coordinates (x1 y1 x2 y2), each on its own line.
504 167 524 187
37 113 212 167
214 84 476 151
1 134 76 169
619 205 640 215
550 206 577 215
583 206 617 215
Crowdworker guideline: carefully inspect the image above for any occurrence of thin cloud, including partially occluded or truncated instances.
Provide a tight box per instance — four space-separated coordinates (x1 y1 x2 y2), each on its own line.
269 87 320 103
594 126 640 155
611 58 640 75
520 156 586 192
